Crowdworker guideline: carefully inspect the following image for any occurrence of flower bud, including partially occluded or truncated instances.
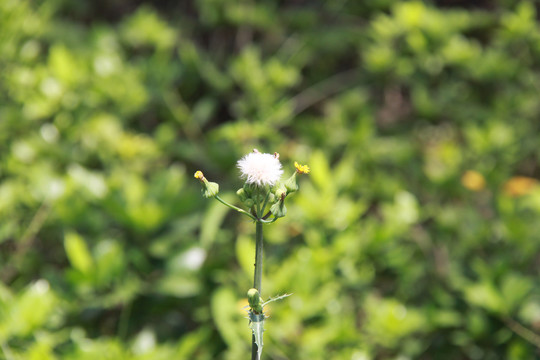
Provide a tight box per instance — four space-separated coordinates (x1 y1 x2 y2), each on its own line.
194 171 204 180
236 188 248 201
274 188 286 200
244 198 255 208
270 200 287 218
247 288 263 314
243 183 255 197
284 173 298 193
202 181 219 198
194 170 219 198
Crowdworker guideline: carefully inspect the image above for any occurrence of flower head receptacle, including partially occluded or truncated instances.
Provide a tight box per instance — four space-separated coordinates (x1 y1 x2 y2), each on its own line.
194 171 219 198
270 192 287 218
283 162 310 194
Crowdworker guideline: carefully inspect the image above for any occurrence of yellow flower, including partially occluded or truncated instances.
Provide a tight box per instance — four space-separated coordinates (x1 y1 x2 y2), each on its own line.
503 176 537 197
461 170 485 191
194 171 204 180
294 162 310 175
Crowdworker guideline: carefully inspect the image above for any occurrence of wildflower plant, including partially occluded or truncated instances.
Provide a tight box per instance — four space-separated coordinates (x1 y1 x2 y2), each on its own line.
195 149 309 360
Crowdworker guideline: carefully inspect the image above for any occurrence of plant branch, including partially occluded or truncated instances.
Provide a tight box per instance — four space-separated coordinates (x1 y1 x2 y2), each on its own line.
503 316 540 348
2 201 50 283
214 195 257 221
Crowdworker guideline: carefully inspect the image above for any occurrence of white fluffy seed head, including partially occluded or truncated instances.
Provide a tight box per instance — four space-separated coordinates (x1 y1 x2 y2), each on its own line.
237 151 283 187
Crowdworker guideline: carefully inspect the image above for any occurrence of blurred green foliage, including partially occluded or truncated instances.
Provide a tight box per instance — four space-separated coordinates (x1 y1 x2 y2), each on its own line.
2 0 540 359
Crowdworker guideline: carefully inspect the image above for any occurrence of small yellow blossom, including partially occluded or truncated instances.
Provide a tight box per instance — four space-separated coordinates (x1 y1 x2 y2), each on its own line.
503 176 538 197
194 171 204 180
461 170 485 191
294 162 310 174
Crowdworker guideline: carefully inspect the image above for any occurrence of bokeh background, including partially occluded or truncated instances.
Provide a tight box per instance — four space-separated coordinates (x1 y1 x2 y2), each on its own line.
2 0 540 359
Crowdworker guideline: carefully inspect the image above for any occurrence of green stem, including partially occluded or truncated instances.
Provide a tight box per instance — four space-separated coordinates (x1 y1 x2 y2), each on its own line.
214 195 257 221
251 334 258 360
260 191 271 218
255 187 262 219
117 300 132 340
253 221 263 292
251 221 264 360
503 316 540 348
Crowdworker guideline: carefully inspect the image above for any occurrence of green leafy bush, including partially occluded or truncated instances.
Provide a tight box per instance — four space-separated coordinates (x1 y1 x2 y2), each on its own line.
2 0 540 359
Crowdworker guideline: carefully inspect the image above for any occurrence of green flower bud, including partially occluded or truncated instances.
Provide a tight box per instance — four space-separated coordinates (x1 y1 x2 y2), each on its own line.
270 200 287 218
243 183 255 197
284 173 298 193
236 188 248 201
194 171 219 198
247 288 263 314
274 188 286 200
203 181 219 198
244 198 255 208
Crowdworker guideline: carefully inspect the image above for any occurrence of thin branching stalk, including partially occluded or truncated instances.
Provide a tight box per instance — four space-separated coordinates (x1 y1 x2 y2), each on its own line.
503 316 540 348
214 195 257 220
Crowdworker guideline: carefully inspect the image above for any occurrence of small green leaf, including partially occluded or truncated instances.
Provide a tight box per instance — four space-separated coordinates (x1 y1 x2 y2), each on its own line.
6 280 58 337
211 287 243 348
464 281 506 315
64 231 93 275
501 273 533 313
200 194 231 248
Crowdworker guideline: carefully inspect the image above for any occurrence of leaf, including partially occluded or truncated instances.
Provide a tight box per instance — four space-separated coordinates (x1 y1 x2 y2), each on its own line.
94 239 125 287
249 312 265 360
236 234 255 276
262 293 292 307
210 287 242 348
501 273 533 313
309 150 331 192
4 280 58 338
464 281 506 315
176 327 212 359
200 193 233 248
64 231 93 275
